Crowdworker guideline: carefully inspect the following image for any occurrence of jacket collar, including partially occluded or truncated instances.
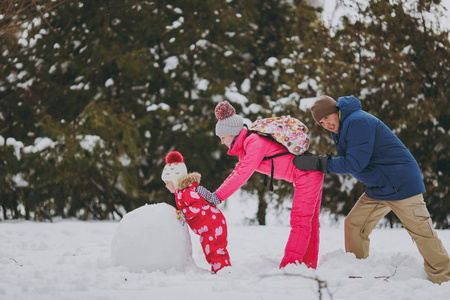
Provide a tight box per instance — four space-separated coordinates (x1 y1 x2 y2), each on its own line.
228 128 247 156
177 172 201 190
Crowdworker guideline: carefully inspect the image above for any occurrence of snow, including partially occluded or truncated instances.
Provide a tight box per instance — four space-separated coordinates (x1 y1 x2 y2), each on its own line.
111 203 194 272
23 137 56 154
0 135 106 158
1 193 449 300
225 88 249 107
265 57 278 67
104 78 114 87
240 78 251 93
11 174 29 187
146 102 170 112
163 56 179 73
77 135 104 152
197 78 209 91
6 137 24 159
299 97 317 111
441 0 450 31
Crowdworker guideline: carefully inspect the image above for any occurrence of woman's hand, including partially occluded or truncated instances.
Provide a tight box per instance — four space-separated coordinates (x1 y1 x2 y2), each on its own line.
195 186 221 205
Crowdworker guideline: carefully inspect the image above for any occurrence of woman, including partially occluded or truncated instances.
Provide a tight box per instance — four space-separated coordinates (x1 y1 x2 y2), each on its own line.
196 101 324 269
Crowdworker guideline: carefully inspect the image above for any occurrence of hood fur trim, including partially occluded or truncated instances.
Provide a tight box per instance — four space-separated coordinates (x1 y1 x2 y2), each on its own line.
177 172 201 190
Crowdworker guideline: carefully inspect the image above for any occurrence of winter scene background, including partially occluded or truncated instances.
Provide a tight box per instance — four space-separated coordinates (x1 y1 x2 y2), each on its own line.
1 0 450 299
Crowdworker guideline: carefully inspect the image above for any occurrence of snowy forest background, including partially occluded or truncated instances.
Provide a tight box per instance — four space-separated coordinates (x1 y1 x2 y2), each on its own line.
0 0 449 228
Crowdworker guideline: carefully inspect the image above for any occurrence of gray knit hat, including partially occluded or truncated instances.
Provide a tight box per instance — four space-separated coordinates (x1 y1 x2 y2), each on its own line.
311 95 338 123
215 101 244 136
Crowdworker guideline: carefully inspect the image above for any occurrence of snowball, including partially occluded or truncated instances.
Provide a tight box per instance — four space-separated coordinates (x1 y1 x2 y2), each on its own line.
111 203 194 272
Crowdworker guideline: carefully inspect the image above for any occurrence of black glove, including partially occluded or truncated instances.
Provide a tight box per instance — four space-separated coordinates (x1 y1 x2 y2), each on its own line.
195 185 221 205
293 153 332 174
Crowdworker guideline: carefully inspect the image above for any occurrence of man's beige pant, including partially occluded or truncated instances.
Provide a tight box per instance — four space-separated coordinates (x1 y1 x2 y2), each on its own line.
344 193 450 284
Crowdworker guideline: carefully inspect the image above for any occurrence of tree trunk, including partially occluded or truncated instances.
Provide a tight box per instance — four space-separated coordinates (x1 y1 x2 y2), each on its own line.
256 187 267 225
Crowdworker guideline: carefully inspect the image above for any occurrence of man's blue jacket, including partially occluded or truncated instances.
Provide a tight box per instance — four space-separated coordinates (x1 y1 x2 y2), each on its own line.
327 96 426 200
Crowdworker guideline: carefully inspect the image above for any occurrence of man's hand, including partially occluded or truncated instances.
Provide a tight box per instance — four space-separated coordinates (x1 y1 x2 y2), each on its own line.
293 153 332 173
195 185 221 205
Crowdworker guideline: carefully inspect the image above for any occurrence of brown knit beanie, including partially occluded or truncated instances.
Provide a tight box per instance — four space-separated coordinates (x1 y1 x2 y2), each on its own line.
311 96 338 123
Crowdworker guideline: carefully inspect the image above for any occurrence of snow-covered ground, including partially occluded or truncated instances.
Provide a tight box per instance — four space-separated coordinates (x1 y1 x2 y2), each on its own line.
1 193 449 300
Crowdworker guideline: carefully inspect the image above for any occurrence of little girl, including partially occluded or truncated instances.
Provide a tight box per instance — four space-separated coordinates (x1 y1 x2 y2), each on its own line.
161 151 231 273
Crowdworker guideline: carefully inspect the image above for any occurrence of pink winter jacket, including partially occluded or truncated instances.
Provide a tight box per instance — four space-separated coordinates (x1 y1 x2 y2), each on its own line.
215 128 299 201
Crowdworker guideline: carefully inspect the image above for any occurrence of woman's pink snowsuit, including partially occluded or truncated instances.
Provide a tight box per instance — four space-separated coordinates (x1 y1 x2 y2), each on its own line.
215 128 324 268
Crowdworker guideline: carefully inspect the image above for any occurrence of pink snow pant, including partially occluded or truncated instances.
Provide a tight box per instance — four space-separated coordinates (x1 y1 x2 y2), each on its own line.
191 215 231 273
280 170 324 269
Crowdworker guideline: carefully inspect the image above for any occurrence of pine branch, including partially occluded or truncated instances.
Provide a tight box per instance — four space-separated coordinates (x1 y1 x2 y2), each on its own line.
260 271 334 300
9 258 23 266
349 266 398 282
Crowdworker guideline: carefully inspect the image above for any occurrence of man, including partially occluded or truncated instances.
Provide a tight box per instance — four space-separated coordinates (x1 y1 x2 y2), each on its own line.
294 95 450 284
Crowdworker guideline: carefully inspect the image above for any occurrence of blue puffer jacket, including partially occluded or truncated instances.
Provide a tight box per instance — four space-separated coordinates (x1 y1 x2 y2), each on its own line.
327 96 425 200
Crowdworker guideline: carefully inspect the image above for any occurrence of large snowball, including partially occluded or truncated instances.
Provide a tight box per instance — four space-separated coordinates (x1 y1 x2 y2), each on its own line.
111 203 194 272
